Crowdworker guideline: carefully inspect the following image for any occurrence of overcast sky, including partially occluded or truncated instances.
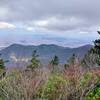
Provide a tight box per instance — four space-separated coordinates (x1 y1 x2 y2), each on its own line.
0 0 100 47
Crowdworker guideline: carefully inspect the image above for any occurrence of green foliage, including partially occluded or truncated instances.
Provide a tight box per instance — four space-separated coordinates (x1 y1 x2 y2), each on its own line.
80 72 92 87
84 76 100 100
41 74 67 100
50 55 59 66
0 54 5 70
27 50 40 70
0 69 43 100
0 59 5 69
0 69 23 100
0 66 100 100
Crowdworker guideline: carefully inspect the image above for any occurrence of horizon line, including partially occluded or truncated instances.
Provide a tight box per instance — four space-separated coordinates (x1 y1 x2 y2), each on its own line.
0 43 93 49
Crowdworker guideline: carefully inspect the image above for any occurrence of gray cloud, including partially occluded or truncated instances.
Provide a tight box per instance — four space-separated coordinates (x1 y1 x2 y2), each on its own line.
0 0 100 32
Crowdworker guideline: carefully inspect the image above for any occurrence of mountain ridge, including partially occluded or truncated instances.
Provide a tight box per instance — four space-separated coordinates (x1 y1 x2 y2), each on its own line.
0 44 93 68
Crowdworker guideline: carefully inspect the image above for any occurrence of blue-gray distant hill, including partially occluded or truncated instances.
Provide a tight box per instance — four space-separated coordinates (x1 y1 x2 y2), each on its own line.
0 44 93 68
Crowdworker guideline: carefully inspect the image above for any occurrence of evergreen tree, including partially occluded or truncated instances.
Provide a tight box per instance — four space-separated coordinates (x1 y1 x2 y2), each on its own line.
27 50 40 70
82 31 100 67
0 54 5 70
50 55 59 72
64 64 69 69
81 48 99 68
50 55 59 66
94 31 100 65
67 53 78 65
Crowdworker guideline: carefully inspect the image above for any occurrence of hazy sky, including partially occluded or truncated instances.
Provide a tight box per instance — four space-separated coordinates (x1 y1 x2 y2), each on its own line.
0 0 100 47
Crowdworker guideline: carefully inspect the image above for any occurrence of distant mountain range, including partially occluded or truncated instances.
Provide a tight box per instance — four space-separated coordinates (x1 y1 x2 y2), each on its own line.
0 44 93 68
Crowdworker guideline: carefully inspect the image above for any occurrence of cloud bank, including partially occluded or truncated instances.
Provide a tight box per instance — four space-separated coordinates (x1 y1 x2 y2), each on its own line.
0 0 100 32
0 22 15 29
0 0 100 47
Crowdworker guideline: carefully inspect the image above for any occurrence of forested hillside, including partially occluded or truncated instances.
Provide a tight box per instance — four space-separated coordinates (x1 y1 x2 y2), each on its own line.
0 44 92 68
0 32 99 100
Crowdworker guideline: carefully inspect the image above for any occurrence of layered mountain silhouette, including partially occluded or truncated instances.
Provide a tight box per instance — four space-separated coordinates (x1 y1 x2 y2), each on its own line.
0 44 93 68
